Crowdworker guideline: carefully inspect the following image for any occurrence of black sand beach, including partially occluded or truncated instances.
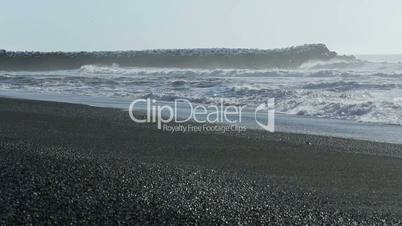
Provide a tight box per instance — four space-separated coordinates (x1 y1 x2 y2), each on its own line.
1 97 402 225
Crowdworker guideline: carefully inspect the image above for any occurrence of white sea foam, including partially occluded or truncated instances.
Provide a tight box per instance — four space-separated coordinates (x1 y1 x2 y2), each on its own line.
1 58 402 125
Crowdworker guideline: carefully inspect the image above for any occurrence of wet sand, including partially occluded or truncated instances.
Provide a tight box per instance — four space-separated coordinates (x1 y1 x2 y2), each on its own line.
1 97 402 225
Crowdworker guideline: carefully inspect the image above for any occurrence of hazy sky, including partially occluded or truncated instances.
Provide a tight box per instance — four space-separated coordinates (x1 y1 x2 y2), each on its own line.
1 0 402 54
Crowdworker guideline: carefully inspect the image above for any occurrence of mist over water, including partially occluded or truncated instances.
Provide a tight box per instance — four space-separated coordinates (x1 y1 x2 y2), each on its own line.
1 56 402 125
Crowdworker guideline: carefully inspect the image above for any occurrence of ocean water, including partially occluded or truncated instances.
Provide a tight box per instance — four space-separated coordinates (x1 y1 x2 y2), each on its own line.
1 55 402 125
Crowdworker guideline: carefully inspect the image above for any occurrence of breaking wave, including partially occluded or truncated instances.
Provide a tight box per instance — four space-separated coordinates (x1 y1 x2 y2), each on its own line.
1 54 402 125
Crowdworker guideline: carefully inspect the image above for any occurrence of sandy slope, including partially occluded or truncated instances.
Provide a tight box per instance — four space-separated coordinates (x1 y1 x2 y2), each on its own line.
1 97 402 225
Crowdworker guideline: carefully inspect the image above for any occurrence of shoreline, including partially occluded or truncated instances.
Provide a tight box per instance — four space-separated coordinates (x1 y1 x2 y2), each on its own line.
1 97 402 224
2 91 402 145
